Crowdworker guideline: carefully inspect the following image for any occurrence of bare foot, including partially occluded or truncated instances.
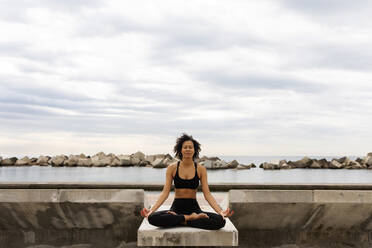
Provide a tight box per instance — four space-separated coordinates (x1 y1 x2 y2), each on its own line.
187 212 209 221
166 211 177 215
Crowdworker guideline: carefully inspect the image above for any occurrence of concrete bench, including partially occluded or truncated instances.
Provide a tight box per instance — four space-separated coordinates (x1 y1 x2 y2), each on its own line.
0 189 144 248
229 189 372 247
137 205 238 246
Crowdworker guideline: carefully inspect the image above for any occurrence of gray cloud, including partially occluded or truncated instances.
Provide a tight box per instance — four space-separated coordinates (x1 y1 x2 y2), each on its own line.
0 42 77 67
304 45 372 71
1 0 372 155
0 0 103 22
195 71 326 93
281 0 372 15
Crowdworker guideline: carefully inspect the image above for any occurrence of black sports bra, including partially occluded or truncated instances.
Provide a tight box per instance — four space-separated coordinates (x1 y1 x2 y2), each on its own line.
174 161 199 189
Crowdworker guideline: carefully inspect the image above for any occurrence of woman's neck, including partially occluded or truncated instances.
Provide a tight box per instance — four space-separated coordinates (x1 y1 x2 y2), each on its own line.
181 158 194 167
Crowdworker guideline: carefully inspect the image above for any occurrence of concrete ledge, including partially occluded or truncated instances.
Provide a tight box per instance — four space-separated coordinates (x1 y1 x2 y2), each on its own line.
3 182 372 190
137 206 238 246
0 189 144 248
229 189 372 247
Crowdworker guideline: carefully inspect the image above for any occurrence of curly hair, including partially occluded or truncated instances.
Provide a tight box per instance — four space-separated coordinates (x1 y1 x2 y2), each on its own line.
173 133 201 160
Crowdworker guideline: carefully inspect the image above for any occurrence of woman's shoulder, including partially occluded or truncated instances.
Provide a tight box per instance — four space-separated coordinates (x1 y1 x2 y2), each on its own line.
196 163 207 172
168 162 177 168
166 162 178 172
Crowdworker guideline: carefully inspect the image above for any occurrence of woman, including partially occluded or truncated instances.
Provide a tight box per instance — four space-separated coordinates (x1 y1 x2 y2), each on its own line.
140 133 233 230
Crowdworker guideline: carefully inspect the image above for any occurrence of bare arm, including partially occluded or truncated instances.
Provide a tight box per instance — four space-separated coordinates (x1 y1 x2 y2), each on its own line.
149 164 174 213
200 165 223 214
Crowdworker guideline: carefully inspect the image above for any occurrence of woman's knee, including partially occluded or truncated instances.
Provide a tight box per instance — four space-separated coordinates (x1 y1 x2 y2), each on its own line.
211 214 226 229
147 213 157 225
217 217 226 229
148 212 165 226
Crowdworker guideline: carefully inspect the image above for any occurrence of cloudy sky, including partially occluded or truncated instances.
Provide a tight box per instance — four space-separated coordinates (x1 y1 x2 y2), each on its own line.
1 0 371 157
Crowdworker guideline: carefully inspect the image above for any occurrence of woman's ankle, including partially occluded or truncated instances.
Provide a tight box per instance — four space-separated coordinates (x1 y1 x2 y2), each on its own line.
182 214 189 225
183 214 189 222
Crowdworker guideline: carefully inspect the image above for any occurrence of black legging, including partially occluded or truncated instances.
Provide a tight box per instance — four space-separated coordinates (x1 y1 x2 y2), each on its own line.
148 198 226 230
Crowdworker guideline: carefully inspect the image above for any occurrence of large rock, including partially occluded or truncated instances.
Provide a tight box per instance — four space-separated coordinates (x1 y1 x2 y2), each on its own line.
317 158 329 168
95 151 106 159
145 155 156 163
309 160 321 169
236 163 253 170
227 160 239 169
279 160 291 169
287 161 297 168
215 160 228 169
329 159 343 169
64 155 79 167
77 158 93 167
29 157 38 165
200 156 220 162
152 158 167 168
110 157 122 167
365 154 372 167
2 157 18 166
117 155 132 166
356 157 365 165
133 151 145 161
262 162 275 170
37 156 51 166
139 160 150 167
335 156 347 164
130 156 141 166
50 155 67 167
201 160 213 169
15 156 30 166
294 157 312 168
91 152 113 167
92 155 111 167
350 161 363 169
200 159 228 169
107 153 117 160
78 153 87 158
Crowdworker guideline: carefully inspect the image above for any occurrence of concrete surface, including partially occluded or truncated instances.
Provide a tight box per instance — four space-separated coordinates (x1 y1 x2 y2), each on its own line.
137 205 238 247
229 189 372 248
0 189 144 248
2 182 372 190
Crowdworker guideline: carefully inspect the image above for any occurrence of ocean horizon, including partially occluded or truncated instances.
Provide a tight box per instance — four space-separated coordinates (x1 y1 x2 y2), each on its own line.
0 155 370 184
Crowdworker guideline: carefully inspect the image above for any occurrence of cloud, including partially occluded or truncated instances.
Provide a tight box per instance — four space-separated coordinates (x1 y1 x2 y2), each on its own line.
195 71 325 93
281 0 372 15
0 0 371 156
0 0 103 22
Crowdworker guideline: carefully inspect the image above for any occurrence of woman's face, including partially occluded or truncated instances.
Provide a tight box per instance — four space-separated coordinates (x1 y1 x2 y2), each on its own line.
181 140 195 159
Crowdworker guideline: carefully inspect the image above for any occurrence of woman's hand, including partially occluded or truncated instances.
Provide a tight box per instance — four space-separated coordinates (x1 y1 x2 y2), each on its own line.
140 208 153 218
219 207 234 219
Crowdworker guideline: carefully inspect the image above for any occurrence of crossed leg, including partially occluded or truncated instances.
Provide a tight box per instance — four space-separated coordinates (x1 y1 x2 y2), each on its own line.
187 211 226 230
148 210 213 228
148 210 185 227
148 210 226 230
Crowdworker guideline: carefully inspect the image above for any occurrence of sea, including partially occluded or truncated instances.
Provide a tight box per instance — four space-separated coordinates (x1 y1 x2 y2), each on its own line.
1 155 371 184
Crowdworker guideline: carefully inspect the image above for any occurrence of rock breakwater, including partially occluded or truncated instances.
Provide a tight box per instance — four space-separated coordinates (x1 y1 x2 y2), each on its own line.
0 151 253 169
259 152 372 170
1 152 371 170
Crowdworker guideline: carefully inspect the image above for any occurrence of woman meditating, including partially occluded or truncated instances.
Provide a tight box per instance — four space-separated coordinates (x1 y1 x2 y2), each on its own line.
140 133 233 230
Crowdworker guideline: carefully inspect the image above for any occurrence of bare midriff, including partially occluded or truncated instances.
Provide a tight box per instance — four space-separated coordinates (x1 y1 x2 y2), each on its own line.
175 188 197 199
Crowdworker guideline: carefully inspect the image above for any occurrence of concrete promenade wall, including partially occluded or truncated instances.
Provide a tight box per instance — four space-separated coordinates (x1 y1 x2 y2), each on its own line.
0 189 144 248
2 184 372 248
229 189 372 248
